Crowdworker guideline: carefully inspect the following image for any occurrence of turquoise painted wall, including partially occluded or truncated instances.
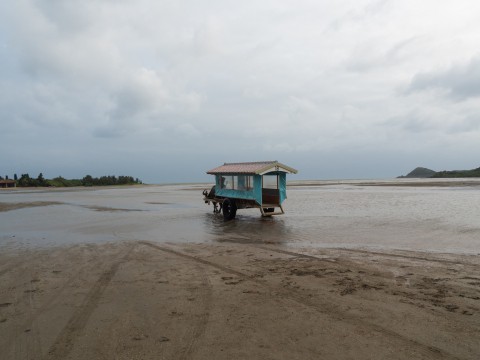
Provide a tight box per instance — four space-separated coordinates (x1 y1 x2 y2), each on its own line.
253 175 262 204
215 175 258 203
214 172 287 206
279 172 287 203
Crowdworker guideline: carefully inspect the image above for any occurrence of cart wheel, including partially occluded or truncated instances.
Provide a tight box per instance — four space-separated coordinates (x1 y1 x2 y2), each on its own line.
222 198 237 221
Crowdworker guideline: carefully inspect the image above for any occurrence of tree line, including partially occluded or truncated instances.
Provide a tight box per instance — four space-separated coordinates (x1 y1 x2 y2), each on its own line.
431 167 480 178
0 173 142 187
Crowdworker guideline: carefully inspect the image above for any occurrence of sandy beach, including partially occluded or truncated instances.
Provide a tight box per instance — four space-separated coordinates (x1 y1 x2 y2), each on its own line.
1 183 479 359
1 240 479 359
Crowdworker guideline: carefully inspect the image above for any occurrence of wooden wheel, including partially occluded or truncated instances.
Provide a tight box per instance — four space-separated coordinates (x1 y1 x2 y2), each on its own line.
222 198 237 220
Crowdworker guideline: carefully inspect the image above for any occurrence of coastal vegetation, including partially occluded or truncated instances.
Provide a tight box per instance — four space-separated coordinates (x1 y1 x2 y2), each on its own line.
0 173 142 187
399 166 480 178
431 167 480 178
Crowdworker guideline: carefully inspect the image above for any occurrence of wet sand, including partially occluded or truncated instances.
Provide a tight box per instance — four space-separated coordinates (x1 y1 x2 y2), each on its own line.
1 183 480 359
289 178 480 187
0 240 479 359
0 201 64 212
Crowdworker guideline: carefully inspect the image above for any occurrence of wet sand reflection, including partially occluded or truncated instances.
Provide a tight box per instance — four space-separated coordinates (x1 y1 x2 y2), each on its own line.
203 212 292 245
1 182 480 254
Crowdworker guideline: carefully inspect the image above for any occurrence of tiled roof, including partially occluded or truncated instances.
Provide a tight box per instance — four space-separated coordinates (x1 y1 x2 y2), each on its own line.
207 161 297 175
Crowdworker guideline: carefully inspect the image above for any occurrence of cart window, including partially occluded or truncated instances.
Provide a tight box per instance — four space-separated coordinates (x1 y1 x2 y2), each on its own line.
237 175 253 190
220 175 253 190
221 176 234 189
263 175 278 189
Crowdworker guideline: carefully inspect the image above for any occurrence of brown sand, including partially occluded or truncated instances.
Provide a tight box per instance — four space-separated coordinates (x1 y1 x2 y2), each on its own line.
0 241 479 359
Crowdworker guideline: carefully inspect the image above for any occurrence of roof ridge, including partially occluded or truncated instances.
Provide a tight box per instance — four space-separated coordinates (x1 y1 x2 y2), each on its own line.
224 160 277 165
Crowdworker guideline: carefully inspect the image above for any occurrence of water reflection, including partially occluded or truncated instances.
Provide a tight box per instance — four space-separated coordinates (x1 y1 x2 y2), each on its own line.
203 212 292 245
1 183 480 253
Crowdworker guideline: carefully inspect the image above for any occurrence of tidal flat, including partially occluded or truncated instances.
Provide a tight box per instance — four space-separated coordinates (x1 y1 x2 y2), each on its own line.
1 181 479 359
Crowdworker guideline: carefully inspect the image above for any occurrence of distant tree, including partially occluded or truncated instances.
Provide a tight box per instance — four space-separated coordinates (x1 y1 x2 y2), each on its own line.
79 174 140 186
18 174 33 187
5 175 8 180
118 176 135 185
53 176 67 186
37 173 45 185
82 175 94 186
14 174 18 181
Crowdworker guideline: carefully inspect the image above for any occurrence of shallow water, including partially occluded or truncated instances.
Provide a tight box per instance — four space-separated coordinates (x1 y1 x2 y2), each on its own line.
1 181 479 254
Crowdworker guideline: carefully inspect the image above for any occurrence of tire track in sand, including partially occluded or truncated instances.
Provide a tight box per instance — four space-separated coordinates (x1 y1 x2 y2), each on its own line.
334 248 479 267
0 257 45 360
19 248 106 359
44 244 135 360
140 241 460 360
256 245 479 267
136 241 213 360
176 266 212 360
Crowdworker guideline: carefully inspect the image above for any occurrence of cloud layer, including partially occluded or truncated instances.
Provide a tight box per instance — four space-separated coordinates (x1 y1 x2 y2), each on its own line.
1 0 480 182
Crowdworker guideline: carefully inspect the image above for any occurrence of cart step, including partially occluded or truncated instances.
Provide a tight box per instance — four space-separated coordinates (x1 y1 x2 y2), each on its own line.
260 205 285 217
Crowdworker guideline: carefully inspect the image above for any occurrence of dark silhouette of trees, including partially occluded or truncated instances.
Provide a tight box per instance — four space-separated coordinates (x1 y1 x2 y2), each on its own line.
81 175 142 186
17 174 35 186
37 173 46 186
431 167 480 178
82 175 94 186
2 172 142 187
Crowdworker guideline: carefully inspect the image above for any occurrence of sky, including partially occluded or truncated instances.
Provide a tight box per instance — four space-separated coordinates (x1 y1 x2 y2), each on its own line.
1 0 480 183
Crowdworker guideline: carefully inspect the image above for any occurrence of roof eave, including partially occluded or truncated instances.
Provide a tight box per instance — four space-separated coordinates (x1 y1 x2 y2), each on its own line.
257 162 298 175
206 161 298 175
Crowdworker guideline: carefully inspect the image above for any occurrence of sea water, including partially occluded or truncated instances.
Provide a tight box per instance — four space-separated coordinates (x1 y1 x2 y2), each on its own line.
1 181 479 254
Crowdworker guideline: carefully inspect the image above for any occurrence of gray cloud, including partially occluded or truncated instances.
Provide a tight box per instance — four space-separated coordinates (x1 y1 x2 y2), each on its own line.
344 36 422 73
1 0 480 182
449 115 480 133
408 57 480 100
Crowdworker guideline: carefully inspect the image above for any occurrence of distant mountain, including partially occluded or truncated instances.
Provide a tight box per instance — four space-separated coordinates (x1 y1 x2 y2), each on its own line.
398 166 480 178
398 167 436 178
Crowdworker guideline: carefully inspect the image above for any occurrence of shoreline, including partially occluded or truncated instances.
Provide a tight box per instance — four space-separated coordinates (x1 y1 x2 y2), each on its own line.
3 177 480 193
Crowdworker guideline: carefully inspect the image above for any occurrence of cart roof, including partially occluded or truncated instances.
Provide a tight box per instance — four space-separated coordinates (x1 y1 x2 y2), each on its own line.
207 161 298 175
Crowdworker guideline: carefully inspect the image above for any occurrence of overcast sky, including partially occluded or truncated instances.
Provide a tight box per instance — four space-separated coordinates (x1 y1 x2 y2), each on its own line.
1 0 480 183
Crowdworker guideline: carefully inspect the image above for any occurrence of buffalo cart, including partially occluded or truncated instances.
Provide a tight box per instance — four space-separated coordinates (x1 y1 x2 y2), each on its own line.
202 161 298 220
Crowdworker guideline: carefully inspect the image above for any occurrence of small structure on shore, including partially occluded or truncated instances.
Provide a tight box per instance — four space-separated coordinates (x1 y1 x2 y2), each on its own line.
203 161 298 220
0 179 16 188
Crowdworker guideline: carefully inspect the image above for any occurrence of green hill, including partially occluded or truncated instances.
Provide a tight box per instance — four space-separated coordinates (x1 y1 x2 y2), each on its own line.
398 167 436 178
399 166 480 178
